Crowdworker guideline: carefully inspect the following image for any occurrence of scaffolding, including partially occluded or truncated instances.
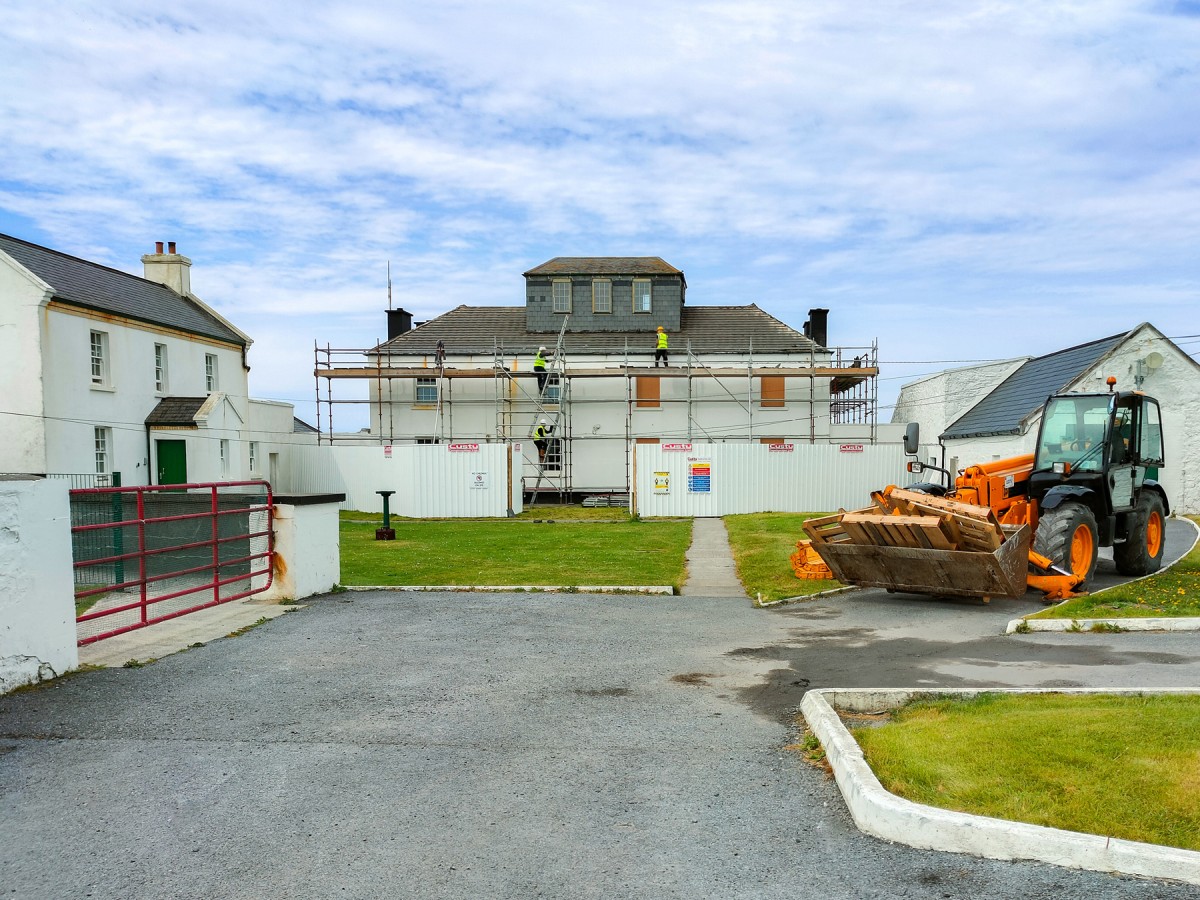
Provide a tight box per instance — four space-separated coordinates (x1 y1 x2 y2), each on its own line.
313 337 879 502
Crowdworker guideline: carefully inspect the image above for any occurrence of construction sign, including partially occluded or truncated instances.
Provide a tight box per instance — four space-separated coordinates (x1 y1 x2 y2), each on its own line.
687 458 711 493
653 471 670 494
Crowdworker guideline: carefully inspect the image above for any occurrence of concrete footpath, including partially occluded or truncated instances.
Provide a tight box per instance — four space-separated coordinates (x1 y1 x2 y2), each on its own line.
682 517 746 598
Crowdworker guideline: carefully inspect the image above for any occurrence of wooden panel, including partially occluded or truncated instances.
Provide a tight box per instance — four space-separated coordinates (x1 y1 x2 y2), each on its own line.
635 376 660 408
760 375 785 408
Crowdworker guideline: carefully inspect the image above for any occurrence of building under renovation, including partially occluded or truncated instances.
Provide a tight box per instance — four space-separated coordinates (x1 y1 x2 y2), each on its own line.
315 257 880 499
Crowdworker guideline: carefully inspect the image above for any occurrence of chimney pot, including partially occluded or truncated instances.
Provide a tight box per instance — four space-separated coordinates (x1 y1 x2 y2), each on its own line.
168 241 177 254
155 241 164 254
387 308 414 340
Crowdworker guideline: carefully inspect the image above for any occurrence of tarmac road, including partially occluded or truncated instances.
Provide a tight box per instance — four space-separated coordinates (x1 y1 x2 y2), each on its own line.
1 523 1197 899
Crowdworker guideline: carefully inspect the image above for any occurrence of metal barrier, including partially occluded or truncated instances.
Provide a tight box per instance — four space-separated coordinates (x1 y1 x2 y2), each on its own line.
71 481 273 646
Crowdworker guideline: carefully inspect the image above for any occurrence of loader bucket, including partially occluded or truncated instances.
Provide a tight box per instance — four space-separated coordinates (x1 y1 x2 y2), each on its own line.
808 524 1032 601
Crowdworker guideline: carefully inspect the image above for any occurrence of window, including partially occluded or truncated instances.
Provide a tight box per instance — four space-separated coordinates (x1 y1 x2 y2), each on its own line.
633 279 652 313
154 343 168 393
205 354 219 392
90 331 109 386
636 376 660 408
592 279 612 313
760 376 785 408
416 437 441 445
552 279 572 314
415 377 438 404
1139 400 1165 466
219 439 230 476
94 427 110 474
249 441 258 475
544 373 561 404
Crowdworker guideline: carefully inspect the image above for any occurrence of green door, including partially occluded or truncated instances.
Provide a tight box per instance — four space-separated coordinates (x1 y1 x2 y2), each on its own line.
156 440 187 485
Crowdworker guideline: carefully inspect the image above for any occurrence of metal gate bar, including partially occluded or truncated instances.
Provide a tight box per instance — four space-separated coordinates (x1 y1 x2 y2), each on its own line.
71 481 273 646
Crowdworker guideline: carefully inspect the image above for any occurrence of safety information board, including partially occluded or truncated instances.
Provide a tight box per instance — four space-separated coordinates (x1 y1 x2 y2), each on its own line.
653 471 670 494
687 459 711 493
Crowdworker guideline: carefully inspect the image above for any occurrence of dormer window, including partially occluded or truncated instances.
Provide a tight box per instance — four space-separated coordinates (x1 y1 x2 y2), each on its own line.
592 279 612 313
552 279 572 314
633 279 652 313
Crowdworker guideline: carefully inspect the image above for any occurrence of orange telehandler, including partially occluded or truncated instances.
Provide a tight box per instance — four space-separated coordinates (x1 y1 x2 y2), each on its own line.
796 384 1169 602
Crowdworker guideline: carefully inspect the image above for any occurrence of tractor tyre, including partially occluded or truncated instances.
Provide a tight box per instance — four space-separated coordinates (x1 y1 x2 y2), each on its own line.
1033 501 1099 586
1113 492 1166 576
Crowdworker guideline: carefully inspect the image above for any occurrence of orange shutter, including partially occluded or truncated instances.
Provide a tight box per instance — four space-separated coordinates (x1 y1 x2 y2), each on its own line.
636 376 660 408
760 376 784 408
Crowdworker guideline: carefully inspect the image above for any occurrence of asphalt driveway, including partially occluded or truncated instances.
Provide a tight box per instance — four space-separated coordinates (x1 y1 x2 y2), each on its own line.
3 573 1199 899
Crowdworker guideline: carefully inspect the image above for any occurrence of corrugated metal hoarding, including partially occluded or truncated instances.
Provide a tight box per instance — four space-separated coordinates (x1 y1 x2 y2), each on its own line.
633 442 927 517
285 443 521 517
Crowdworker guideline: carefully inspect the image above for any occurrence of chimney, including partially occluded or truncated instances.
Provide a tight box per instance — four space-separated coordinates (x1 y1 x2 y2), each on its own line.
141 240 192 295
387 307 413 340
803 308 829 348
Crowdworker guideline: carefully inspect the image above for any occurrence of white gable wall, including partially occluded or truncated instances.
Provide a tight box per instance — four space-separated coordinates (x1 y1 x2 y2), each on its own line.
0 251 50 474
891 358 1027 446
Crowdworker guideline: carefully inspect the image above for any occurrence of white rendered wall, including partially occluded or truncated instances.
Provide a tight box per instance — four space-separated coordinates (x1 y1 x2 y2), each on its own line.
0 477 78 694
258 502 341 601
0 250 51 474
891 358 1027 443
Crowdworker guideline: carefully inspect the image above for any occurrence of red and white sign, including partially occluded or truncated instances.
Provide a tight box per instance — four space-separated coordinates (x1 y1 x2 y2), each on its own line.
768 443 794 452
448 442 480 452
662 442 693 452
839 443 865 453
383 445 393 458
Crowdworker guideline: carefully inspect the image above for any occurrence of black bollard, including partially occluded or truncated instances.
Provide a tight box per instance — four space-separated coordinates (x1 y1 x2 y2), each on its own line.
376 490 396 540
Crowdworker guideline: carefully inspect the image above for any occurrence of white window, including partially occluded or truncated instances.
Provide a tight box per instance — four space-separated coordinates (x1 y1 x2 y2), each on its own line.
552 280 572 314
592 279 612 313
219 439 230 476
154 343 168 393
249 441 259 475
90 331 109 386
415 377 438 404
633 279 652 313
94 427 110 474
543 373 561 404
205 353 219 392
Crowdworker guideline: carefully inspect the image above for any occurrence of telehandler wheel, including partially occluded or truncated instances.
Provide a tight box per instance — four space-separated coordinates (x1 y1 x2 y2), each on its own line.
1033 501 1099 586
1113 492 1166 576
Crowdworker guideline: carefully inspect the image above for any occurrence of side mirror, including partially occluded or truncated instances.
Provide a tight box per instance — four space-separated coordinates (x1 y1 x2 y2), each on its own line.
903 422 920 456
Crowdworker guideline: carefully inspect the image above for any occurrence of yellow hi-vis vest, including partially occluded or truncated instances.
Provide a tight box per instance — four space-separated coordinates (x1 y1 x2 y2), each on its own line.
534 350 547 371
656 331 668 350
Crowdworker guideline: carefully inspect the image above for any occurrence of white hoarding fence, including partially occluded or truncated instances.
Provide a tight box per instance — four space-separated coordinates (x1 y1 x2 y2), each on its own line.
633 442 923 517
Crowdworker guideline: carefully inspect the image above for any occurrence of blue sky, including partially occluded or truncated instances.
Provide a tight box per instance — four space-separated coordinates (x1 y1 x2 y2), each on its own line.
2 1 1198 427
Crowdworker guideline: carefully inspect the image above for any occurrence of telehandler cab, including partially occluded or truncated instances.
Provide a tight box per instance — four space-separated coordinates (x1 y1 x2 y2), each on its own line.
796 384 1169 602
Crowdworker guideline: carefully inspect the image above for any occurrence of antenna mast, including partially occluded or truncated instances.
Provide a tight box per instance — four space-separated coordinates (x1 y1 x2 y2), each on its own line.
387 261 393 310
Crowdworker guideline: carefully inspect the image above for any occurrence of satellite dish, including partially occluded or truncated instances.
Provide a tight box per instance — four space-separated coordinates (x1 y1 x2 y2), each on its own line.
1144 351 1164 371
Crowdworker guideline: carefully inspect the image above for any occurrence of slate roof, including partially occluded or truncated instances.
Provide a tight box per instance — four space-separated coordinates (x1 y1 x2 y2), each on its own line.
940 332 1128 440
375 305 818 355
145 397 208 427
293 416 318 434
523 257 684 278
0 233 245 346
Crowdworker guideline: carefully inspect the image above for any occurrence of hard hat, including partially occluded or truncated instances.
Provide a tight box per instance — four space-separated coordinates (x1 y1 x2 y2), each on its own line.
539 346 546 352
540 418 548 424
656 326 664 331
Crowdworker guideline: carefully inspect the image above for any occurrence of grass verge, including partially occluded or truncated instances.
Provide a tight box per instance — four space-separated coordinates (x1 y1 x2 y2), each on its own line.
851 692 1200 851
1030 515 1200 619
724 512 840 603
340 517 691 589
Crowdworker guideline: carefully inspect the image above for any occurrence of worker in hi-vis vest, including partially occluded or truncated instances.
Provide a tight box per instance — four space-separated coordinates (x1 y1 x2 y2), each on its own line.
534 345 551 393
533 418 553 462
654 326 669 367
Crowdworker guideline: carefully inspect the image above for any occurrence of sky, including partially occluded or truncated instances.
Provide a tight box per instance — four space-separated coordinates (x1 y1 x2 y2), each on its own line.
2 0 1198 429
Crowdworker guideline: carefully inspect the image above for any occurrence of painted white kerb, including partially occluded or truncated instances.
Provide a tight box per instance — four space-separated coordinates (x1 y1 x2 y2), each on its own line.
0 477 79 694
801 687 1200 886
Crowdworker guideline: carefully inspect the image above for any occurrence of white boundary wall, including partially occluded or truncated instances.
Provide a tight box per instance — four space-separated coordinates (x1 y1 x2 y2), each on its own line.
0 477 78 694
286 442 522 516
633 442 921 517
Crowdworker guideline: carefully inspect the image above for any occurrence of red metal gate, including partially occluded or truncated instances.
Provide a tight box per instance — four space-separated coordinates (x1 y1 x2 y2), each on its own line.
71 481 273 646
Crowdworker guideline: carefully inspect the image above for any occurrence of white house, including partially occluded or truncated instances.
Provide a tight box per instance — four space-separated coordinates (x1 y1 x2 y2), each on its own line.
316 257 892 498
0 234 313 487
891 323 1200 513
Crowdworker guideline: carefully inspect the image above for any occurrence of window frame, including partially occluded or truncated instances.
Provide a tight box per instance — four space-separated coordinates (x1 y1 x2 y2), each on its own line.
94 426 110 475
90 330 109 387
219 439 230 476
154 343 168 393
632 279 652 314
592 279 612 314
249 441 259 475
415 377 438 404
552 279 572 314
205 353 219 393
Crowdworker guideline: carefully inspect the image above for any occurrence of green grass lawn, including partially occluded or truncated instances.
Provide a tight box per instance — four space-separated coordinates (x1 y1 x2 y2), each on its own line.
1030 515 1200 619
851 692 1200 851
340 517 691 589
723 512 840 603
